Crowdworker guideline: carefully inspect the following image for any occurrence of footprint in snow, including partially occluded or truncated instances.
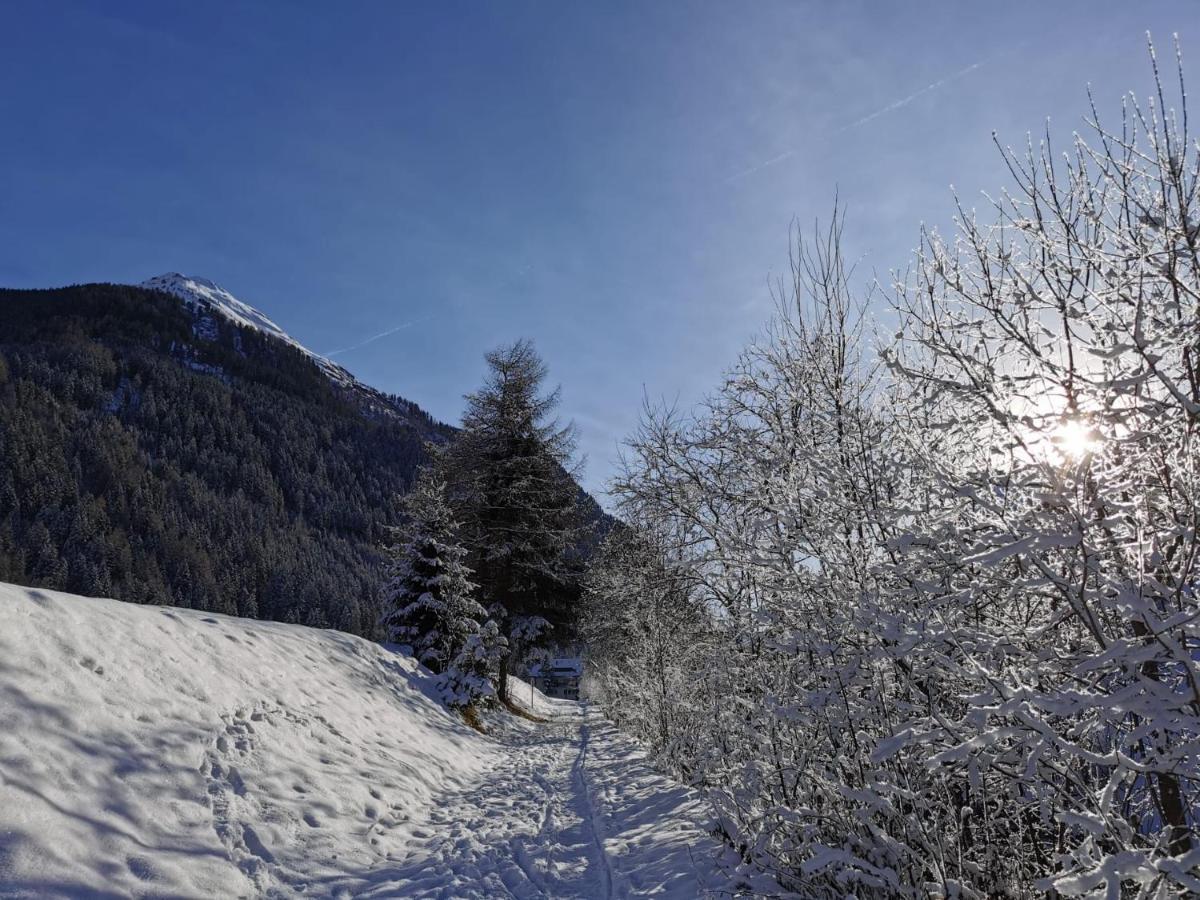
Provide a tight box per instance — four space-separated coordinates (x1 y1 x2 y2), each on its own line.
241 825 275 863
227 765 247 796
126 856 157 882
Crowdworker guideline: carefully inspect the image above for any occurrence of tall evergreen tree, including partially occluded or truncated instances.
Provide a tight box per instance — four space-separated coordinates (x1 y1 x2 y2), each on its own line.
440 339 583 703
380 472 486 677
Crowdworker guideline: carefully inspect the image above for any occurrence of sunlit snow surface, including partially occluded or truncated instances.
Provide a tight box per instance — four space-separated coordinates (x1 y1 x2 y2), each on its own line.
0 584 736 898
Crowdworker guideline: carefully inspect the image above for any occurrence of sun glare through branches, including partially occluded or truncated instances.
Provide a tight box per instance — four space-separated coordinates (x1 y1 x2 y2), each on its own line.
1051 418 1100 461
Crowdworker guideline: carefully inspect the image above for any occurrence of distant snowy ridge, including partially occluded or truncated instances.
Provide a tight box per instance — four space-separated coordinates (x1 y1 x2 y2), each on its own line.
141 273 443 430
142 273 355 387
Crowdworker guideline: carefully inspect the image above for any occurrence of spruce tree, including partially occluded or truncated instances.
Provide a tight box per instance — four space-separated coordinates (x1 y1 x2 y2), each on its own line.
380 473 486 677
441 618 507 708
439 339 583 703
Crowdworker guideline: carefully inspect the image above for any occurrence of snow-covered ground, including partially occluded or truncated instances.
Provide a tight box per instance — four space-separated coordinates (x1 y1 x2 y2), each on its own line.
383 694 732 899
0 583 737 898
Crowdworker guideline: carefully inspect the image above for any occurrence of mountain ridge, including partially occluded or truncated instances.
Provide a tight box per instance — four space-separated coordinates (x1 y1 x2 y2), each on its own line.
142 272 446 430
0 280 449 632
136 272 611 529
142 272 357 386
0 278 607 636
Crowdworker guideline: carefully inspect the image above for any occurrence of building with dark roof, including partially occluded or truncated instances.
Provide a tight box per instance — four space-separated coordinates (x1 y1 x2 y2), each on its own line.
531 658 583 700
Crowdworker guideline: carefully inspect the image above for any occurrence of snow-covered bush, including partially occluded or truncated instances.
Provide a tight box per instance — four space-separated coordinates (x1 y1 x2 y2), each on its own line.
587 44 1200 898
581 524 710 765
884 43 1200 893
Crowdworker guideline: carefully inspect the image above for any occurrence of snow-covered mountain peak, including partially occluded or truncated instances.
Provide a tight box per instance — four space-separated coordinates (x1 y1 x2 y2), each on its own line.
142 272 354 385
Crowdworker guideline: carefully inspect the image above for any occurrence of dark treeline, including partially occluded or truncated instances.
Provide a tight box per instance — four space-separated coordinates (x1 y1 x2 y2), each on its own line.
0 283 450 635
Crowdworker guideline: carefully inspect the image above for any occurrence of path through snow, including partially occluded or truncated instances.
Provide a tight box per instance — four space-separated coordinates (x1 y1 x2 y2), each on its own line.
325 696 731 898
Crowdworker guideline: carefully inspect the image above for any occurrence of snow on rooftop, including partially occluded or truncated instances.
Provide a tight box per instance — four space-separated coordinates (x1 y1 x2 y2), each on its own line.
530 657 583 678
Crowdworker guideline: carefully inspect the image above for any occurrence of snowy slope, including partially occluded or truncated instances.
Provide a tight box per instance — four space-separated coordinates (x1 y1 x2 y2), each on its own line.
0 584 737 898
142 273 356 387
140 273 454 431
0 581 485 898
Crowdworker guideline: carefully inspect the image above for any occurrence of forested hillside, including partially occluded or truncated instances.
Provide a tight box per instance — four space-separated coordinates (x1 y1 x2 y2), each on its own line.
0 282 451 634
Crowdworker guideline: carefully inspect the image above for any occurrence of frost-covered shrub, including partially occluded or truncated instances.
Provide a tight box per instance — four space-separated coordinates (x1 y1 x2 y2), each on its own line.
587 44 1200 899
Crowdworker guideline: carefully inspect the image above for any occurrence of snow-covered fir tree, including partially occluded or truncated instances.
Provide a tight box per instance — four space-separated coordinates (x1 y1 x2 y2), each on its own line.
442 618 508 708
381 472 489 684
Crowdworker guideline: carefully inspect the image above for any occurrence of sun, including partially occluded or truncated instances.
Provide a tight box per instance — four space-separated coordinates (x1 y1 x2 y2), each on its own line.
1053 419 1099 460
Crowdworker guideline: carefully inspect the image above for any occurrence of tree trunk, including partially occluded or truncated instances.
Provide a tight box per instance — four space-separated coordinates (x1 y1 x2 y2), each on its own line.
498 653 510 704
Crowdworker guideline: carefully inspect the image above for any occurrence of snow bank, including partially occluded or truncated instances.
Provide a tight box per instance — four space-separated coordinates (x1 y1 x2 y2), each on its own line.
0 582 488 898
504 674 575 719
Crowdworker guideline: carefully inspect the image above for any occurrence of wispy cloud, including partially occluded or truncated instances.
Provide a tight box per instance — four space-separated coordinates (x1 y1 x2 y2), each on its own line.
724 57 988 184
324 316 431 358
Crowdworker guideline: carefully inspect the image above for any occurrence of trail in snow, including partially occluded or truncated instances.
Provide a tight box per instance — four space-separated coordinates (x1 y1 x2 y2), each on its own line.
571 720 615 899
0 584 739 898
328 698 729 899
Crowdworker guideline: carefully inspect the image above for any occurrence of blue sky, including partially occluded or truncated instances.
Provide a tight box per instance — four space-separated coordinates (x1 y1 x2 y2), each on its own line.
1 1 1194 498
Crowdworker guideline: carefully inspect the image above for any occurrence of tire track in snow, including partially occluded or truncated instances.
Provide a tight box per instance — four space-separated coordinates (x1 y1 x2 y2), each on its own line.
571 711 615 899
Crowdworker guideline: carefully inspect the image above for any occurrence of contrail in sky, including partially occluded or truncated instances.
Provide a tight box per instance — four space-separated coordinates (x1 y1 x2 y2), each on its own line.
724 57 987 184
725 150 798 184
837 59 984 133
324 316 431 358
